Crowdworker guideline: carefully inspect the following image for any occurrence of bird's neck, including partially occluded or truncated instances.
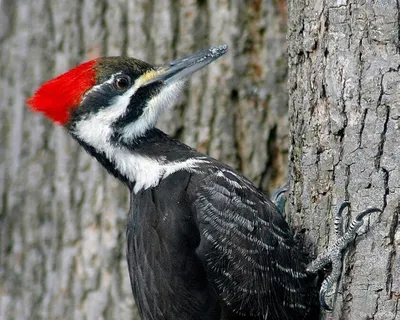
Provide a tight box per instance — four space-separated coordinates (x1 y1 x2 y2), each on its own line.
73 128 207 193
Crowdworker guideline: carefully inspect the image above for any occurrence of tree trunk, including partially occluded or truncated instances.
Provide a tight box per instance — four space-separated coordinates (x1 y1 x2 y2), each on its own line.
287 1 400 319
0 1 288 319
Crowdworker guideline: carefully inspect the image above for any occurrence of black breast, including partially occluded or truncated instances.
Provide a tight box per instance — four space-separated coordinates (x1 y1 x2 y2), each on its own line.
126 170 221 320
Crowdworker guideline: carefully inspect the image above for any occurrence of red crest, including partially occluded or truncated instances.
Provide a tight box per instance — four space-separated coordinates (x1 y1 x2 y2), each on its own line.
27 59 98 125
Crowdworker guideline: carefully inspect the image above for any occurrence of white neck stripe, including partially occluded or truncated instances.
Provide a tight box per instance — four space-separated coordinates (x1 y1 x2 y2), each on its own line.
73 71 194 191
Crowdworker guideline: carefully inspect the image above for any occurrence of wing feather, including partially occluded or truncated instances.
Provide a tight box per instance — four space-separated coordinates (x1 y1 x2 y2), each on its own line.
193 169 316 319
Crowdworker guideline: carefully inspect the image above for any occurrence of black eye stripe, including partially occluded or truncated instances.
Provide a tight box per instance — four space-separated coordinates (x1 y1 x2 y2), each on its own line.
110 83 163 137
71 71 162 128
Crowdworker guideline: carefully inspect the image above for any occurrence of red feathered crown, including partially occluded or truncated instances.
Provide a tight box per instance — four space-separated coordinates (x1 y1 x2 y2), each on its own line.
27 59 98 125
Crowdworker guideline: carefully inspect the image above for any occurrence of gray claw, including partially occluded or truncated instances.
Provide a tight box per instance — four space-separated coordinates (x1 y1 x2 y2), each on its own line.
271 181 289 216
334 202 350 237
319 286 332 311
307 203 382 311
355 207 382 222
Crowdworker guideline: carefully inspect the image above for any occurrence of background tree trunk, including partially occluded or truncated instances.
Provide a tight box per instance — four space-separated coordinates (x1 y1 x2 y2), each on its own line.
0 1 288 319
287 1 400 319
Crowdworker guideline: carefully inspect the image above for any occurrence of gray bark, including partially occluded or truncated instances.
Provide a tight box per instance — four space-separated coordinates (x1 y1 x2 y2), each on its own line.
287 1 400 319
0 1 288 319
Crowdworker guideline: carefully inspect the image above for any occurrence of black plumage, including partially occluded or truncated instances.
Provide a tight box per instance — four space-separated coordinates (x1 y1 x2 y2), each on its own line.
78 128 318 319
136 133 321 319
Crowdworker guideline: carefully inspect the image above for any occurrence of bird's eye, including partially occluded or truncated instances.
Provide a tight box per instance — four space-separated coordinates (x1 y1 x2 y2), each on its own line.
114 76 131 90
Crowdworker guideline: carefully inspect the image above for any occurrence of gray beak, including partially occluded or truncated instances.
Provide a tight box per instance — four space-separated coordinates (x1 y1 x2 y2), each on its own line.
152 45 228 85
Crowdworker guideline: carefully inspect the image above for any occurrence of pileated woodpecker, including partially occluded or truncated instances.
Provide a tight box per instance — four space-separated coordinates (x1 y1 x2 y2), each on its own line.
27 45 380 319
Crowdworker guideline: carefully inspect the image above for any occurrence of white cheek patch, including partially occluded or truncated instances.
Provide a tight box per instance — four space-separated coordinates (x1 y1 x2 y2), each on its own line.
121 80 185 140
73 107 118 150
73 73 149 149
81 71 184 142
73 84 140 150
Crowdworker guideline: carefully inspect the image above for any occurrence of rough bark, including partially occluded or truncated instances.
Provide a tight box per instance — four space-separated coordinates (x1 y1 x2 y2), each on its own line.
287 1 400 319
0 1 288 319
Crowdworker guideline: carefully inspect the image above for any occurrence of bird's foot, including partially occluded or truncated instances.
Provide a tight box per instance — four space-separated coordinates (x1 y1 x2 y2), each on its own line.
306 202 382 311
270 181 289 218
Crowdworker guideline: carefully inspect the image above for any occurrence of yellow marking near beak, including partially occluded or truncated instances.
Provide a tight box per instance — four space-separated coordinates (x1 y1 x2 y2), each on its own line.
140 68 167 85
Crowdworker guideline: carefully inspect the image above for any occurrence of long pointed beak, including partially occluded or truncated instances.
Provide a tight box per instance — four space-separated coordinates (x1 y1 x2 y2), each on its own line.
149 44 228 85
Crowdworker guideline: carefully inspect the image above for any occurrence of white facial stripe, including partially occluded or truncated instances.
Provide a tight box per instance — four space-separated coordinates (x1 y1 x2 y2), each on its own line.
121 81 185 140
75 70 164 143
92 72 120 90
73 71 196 192
80 69 185 141
81 69 154 109
72 71 143 150
75 115 209 192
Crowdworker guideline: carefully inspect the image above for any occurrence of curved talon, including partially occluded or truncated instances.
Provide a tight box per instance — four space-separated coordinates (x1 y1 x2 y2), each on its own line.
337 201 350 218
310 203 382 312
319 286 332 311
355 207 382 222
270 181 289 215
334 202 350 237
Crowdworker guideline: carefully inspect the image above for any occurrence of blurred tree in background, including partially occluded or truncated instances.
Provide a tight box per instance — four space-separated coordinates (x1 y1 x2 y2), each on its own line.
0 1 288 319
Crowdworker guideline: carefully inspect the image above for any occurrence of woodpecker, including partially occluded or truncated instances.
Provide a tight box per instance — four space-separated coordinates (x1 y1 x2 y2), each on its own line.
27 45 380 320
